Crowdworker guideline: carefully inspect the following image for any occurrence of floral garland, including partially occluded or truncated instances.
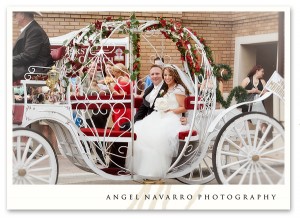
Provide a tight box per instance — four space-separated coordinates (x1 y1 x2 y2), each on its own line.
63 16 118 79
216 85 247 108
60 13 248 108
62 13 232 83
143 16 232 82
123 13 141 80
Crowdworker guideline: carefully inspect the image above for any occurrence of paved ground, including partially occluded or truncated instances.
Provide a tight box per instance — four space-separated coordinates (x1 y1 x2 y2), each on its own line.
56 154 218 185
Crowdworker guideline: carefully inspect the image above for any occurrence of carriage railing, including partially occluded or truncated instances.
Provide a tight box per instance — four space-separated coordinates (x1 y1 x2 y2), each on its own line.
14 70 217 177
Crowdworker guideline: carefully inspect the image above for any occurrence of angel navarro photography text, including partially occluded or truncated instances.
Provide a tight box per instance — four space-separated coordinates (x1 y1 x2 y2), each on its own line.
106 193 277 201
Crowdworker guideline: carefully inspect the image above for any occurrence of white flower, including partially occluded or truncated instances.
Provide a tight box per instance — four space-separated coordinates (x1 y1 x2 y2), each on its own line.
41 86 50 93
159 89 164 96
154 97 169 112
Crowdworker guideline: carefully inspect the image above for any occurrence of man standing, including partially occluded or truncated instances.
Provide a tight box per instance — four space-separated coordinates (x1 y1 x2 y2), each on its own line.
13 11 53 82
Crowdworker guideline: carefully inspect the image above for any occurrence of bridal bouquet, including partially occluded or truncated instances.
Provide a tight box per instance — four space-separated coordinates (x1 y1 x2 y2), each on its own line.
104 76 115 85
154 97 169 112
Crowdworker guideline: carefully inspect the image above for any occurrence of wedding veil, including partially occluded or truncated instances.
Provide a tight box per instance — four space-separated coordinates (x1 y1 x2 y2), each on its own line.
164 64 195 95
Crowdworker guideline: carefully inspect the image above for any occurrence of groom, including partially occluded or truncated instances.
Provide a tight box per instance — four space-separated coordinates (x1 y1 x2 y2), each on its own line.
134 64 168 122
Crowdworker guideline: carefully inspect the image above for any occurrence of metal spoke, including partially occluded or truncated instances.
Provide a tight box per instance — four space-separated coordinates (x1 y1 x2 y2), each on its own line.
253 120 261 149
248 162 254 184
24 144 43 166
23 177 34 185
220 150 247 158
261 146 284 156
260 157 284 164
225 160 250 183
233 126 248 148
27 155 50 169
17 136 21 162
13 149 17 164
259 161 284 177
254 162 262 184
27 174 49 184
238 162 251 184
256 123 272 149
258 134 282 153
256 162 273 184
245 120 252 147
21 137 32 163
223 137 248 154
27 166 52 173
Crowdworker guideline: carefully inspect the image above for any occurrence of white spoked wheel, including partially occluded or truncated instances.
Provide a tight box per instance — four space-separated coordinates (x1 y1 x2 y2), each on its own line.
212 112 285 185
13 128 59 184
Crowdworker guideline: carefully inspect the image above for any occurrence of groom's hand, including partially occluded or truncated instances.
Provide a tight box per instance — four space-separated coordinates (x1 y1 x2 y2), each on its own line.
180 117 187 125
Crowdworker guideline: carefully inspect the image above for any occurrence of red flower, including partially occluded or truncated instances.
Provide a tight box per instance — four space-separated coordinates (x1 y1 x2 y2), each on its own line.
95 20 102 30
126 21 131 27
161 31 170 39
82 67 88 73
106 16 112 21
175 22 181 29
160 19 167 27
184 41 190 49
133 62 139 71
195 64 201 72
176 41 182 47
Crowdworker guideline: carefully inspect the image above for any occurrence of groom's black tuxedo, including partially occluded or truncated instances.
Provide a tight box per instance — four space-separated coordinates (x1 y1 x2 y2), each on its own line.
134 82 168 122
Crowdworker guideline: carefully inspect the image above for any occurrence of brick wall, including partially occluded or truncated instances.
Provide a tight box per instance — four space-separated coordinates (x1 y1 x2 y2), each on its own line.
12 11 279 92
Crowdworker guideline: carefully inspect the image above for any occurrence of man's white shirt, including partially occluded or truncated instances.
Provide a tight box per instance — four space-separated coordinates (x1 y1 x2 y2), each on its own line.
145 80 164 107
20 20 33 33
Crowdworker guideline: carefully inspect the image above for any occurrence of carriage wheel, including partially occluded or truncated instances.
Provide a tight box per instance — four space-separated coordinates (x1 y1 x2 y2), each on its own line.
13 128 59 184
176 132 216 184
212 112 284 185
176 152 215 184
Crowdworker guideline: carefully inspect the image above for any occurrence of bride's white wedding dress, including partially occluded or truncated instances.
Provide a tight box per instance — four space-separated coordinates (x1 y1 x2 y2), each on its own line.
125 84 189 178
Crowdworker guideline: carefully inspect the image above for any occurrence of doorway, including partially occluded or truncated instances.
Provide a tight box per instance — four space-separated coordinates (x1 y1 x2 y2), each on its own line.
234 33 278 117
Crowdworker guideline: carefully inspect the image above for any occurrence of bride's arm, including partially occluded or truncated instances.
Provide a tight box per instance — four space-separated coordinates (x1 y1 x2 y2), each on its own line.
169 94 187 114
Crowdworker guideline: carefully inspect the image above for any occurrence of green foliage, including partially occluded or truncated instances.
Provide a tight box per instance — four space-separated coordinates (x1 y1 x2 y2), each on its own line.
216 86 248 108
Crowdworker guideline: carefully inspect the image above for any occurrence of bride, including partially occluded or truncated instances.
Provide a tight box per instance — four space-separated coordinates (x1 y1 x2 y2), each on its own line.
125 65 191 179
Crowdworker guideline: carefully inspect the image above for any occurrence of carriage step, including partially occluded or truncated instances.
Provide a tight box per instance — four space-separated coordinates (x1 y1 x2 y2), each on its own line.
101 167 130 176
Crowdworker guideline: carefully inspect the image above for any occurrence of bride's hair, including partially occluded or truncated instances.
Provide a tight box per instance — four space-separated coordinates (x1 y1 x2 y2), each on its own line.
162 66 190 96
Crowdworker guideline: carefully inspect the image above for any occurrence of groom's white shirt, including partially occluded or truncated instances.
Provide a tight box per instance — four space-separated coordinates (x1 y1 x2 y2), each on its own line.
145 80 164 107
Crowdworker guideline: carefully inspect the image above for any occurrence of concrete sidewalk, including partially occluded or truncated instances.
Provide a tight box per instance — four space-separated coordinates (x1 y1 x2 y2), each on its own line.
56 155 188 185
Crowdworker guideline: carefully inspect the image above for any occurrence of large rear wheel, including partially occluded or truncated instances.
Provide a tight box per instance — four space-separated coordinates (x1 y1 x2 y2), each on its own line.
212 112 284 185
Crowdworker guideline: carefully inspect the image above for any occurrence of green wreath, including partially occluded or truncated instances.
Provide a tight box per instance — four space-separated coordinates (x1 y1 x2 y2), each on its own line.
213 63 232 81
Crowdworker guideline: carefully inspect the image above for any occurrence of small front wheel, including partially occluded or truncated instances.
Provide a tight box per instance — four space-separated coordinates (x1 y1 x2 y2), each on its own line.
12 128 59 184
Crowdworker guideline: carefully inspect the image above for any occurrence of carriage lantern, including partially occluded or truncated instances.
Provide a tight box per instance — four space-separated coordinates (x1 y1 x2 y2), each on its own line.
46 65 59 91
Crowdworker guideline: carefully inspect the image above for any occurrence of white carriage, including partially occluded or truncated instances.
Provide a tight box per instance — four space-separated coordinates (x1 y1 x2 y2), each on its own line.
12 14 285 185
